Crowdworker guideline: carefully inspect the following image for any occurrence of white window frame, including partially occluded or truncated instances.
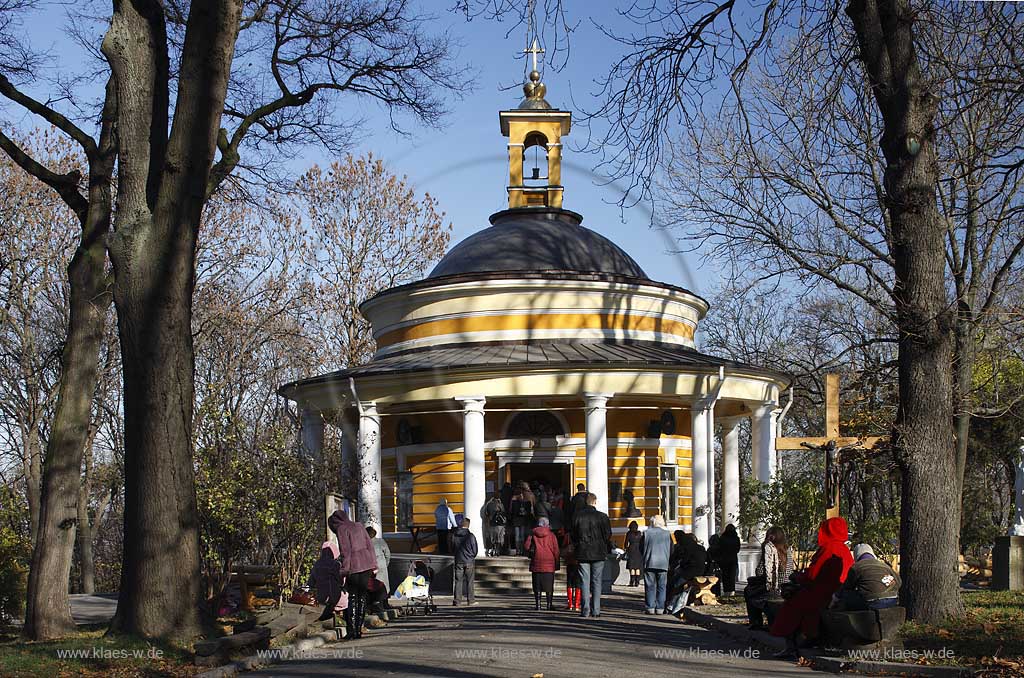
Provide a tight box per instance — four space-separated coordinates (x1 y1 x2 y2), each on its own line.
659 464 678 523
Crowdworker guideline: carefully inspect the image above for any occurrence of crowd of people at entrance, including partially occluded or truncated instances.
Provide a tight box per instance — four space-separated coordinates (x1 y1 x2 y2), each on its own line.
306 485 901 656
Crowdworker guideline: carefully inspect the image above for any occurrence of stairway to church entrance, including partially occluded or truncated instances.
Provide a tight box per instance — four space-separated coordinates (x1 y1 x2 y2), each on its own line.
473 556 567 596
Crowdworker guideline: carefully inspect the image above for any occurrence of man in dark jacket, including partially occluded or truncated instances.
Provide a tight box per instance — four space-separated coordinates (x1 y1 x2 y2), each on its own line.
451 518 479 606
564 483 588 529
570 493 613 618
835 543 901 610
666 531 708 615
717 524 742 595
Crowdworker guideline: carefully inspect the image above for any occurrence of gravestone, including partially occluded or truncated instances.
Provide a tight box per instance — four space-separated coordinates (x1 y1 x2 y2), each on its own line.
993 446 1024 591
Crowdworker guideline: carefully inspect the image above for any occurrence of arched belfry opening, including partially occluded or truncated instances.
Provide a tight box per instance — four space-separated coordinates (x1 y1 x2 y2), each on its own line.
499 50 570 209
523 131 550 185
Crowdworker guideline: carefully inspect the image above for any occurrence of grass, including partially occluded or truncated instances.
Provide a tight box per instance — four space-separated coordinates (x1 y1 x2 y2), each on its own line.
899 590 1024 667
0 624 200 678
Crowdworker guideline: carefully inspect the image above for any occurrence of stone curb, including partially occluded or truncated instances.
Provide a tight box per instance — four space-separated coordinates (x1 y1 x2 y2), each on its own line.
195 629 338 678
680 608 973 678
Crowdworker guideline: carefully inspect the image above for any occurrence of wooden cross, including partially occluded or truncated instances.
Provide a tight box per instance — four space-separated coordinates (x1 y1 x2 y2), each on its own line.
776 374 888 519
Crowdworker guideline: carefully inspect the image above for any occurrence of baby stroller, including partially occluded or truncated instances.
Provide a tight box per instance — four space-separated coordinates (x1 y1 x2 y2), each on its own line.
392 560 436 615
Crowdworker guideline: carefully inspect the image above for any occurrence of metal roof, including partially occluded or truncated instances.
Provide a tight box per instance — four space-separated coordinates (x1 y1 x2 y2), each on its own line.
427 208 648 280
280 340 789 393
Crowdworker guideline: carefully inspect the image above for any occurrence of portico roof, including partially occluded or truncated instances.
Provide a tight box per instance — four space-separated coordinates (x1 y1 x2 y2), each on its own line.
279 340 789 396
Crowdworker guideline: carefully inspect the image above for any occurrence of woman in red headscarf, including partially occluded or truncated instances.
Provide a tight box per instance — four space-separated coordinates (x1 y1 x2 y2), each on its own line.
770 517 854 659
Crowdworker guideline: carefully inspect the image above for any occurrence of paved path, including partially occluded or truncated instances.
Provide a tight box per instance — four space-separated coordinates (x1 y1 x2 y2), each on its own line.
247 589 815 678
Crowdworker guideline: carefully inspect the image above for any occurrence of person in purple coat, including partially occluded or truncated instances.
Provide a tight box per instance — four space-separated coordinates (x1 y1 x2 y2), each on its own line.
328 509 379 639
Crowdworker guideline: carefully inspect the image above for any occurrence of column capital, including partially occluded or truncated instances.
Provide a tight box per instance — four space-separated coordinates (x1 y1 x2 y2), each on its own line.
455 395 487 413
751 401 779 416
582 392 614 408
359 401 379 417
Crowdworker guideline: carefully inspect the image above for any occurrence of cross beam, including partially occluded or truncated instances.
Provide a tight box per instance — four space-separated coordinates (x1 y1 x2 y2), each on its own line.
776 374 888 519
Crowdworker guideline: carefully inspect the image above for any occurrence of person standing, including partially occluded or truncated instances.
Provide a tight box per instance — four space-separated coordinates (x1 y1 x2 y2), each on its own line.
562 534 581 611
482 492 507 557
570 492 613 618
564 483 587 529
623 520 643 587
717 523 742 595
366 526 392 593
451 517 479 606
524 517 561 610
640 515 672 614
328 509 378 639
434 498 457 555
510 488 534 555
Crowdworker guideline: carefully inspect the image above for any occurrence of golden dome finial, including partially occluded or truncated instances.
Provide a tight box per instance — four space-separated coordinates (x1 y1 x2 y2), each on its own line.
519 39 550 110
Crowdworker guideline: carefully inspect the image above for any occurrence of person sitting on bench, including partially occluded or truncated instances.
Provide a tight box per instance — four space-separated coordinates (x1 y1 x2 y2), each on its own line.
833 543 901 611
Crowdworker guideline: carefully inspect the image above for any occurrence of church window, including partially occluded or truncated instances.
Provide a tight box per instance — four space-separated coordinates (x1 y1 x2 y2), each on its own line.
507 411 564 438
660 465 678 523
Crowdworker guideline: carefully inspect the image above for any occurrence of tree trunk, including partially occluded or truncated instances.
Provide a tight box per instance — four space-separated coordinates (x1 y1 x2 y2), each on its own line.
22 211 112 639
21 79 117 640
847 0 963 622
952 313 974 531
77 487 111 595
22 424 42 543
108 212 203 639
103 0 242 641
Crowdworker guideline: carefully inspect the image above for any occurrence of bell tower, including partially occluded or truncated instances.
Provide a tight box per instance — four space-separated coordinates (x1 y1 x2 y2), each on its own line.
499 40 571 209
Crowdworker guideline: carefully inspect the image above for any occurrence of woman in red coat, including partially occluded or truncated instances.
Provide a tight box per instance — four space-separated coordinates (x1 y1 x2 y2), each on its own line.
771 517 853 659
524 517 561 610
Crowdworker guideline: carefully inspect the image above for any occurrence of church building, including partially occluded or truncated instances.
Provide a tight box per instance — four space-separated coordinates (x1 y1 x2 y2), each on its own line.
280 59 788 551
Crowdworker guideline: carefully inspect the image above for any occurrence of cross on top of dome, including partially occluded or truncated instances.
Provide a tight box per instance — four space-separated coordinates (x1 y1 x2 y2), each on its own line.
519 38 551 110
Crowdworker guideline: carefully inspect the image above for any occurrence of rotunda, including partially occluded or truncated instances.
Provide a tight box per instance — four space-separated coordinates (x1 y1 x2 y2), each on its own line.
280 65 788 550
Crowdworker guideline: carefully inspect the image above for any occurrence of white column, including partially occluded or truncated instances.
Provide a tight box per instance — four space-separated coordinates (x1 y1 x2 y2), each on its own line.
751 404 778 486
340 414 357 496
357 402 382 534
584 393 613 513
690 403 710 546
707 407 717 536
721 418 741 528
300 407 324 460
457 396 487 547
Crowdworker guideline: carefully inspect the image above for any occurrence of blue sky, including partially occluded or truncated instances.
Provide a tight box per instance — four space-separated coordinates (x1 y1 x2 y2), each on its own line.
349 4 710 295
15 1 714 297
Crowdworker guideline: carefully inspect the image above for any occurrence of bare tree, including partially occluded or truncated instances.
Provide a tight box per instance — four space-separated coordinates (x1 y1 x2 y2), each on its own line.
1 0 463 639
582 0 1024 622
292 154 452 370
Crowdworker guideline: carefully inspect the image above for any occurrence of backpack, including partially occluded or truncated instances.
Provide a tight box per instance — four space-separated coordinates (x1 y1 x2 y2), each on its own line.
514 501 530 518
491 510 507 526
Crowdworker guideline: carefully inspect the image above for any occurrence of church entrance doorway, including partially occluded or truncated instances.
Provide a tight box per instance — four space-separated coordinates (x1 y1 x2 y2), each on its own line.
504 462 573 497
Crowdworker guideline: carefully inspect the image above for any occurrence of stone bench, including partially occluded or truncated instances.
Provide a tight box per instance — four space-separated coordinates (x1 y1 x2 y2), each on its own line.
820 606 905 650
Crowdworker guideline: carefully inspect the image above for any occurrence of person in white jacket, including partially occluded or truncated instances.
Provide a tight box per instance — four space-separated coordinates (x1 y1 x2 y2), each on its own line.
366 525 392 591
434 498 457 555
